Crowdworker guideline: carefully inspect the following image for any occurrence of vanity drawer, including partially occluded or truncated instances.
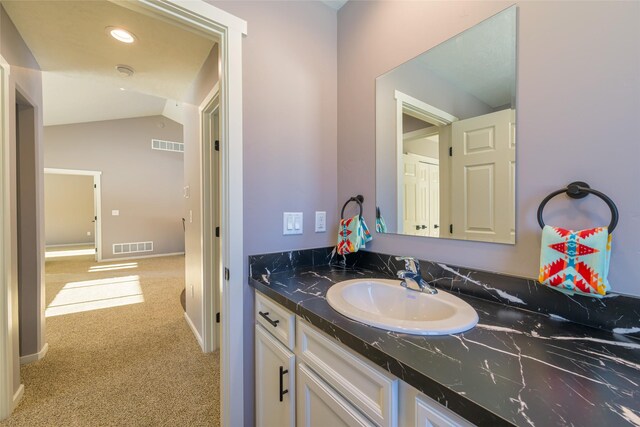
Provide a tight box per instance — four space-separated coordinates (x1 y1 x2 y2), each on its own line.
255 292 295 350
297 319 398 427
415 394 474 427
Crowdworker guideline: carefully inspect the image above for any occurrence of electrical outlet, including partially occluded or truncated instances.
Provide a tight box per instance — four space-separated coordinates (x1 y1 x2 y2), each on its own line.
190 284 194 297
112 210 119 216
315 211 326 232
87 231 91 236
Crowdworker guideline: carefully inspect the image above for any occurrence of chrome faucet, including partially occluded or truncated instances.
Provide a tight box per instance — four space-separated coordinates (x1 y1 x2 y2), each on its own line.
395 256 438 294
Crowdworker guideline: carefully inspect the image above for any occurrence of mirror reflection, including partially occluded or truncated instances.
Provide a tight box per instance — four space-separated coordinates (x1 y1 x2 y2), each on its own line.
375 6 517 244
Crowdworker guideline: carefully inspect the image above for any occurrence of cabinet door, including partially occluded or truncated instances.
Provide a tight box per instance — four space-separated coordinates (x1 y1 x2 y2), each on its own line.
256 324 295 427
297 363 374 427
416 395 474 427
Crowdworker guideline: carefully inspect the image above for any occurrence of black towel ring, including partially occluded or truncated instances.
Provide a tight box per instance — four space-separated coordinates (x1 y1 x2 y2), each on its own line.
341 195 364 219
537 181 618 233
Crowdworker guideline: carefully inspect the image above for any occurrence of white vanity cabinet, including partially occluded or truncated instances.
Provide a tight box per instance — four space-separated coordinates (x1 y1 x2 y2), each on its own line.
255 293 296 427
254 291 474 427
297 363 374 427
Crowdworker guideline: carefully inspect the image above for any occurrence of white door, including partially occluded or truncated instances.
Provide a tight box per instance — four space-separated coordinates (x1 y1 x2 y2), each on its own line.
297 363 374 427
450 109 515 243
403 154 440 237
255 324 295 427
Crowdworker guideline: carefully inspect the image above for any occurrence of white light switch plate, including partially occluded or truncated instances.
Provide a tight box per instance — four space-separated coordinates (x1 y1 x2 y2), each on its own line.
315 211 326 232
283 212 303 235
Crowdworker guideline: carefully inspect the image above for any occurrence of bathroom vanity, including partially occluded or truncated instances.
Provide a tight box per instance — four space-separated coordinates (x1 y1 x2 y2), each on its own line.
249 249 640 427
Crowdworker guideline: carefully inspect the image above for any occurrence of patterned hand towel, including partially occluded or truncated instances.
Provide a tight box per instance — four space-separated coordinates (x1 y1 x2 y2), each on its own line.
539 225 611 297
337 215 363 255
376 207 387 233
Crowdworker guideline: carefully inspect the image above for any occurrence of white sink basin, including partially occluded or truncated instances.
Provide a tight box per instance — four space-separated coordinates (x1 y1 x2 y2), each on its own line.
326 279 478 335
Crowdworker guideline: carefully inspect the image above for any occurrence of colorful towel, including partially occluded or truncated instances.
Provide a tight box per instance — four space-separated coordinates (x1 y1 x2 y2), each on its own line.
337 215 372 255
376 207 387 233
539 225 611 297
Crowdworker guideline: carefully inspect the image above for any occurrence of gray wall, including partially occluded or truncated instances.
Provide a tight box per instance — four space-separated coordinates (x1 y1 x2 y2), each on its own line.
338 1 640 296
44 115 185 260
44 174 94 246
1 3 45 395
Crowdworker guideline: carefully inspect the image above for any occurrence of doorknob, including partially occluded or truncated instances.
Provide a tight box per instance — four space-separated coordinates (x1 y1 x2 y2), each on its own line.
421 225 427 229
434 224 439 229
415 225 420 230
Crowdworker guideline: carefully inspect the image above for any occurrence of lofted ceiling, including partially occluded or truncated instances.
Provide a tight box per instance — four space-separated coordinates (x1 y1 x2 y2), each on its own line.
1 0 216 125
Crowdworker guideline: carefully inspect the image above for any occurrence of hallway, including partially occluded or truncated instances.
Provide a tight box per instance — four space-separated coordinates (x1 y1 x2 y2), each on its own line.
1 254 219 426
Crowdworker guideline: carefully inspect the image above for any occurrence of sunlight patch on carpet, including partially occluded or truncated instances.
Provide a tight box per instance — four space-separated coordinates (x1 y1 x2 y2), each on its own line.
45 248 96 259
46 275 144 317
89 262 138 273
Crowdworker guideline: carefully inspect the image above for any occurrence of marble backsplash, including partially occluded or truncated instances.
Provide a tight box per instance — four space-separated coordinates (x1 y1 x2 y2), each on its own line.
249 247 640 340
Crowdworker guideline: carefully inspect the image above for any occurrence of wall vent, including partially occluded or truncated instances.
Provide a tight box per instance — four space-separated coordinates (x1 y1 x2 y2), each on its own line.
113 241 153 255
151 139 184 153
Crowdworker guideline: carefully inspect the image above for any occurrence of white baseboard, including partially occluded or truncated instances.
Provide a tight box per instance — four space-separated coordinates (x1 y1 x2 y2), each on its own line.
12 384 24 410
20 343 49 365
101 252 185 262
46 243 94 248
184 312 204 351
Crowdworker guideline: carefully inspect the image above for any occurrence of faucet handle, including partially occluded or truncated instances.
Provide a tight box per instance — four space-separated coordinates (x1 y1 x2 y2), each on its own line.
395 256 418 272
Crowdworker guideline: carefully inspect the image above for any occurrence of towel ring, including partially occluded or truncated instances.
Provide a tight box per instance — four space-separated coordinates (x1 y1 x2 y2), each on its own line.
537 182 618 233
341 195 364 219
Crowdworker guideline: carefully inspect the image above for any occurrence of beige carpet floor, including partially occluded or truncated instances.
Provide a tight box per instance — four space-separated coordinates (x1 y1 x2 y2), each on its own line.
1 253 219 426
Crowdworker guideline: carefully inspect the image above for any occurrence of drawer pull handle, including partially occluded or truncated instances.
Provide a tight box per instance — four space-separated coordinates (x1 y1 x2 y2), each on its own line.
258 311 280 327
279 365 289 402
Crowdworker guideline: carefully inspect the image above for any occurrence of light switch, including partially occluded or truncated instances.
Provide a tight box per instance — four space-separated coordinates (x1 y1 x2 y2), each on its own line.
112 210 119 216
315 211 326 232
283 212 303 235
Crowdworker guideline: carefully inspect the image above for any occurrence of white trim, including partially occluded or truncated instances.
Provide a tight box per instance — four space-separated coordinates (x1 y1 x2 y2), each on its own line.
395 91 457 232
19 343 48 365
100 252 185 262
45 243 93 248
0 54 14 421
394 90 459 125
184 312 204 350
43 168 102 177
11 385 23 411
200 84 220 354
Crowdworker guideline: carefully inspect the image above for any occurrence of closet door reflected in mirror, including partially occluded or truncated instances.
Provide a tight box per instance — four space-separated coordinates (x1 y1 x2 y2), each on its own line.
375 6 517 244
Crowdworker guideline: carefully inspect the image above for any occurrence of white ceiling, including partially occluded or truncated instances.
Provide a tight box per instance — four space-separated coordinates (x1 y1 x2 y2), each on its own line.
321 1 348 11
418 8 516 108
1 0 216 125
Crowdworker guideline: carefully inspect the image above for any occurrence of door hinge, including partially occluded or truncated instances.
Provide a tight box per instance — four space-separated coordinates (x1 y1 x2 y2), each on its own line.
215 226 220 237
224 268 230 281
216 312 220 323
95 248 98 253
449 224 453 234
449 147 453 157
214 140 220 151
94 216 97 221
94 184 97 188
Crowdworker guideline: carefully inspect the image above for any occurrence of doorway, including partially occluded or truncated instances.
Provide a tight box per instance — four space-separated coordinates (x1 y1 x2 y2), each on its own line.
0 2 246 425
43 168 102 262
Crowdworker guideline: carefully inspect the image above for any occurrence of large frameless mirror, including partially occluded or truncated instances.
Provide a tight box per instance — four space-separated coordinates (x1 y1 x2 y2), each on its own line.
375 6 517 244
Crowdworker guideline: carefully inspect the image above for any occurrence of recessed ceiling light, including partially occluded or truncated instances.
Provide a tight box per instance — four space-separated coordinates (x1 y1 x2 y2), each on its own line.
106 27 136 44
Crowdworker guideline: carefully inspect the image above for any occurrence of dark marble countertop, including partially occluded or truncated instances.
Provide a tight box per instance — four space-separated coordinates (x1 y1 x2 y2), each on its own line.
249 264 640 427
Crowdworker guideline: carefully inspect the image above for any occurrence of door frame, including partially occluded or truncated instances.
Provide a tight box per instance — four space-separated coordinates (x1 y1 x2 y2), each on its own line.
200 82 220 353
43 168 102 261
394 90 458 232
0 2 247 426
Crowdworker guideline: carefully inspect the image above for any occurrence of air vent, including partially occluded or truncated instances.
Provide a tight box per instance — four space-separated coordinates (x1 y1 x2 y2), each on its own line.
151 139 184 153
113 241 153 255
